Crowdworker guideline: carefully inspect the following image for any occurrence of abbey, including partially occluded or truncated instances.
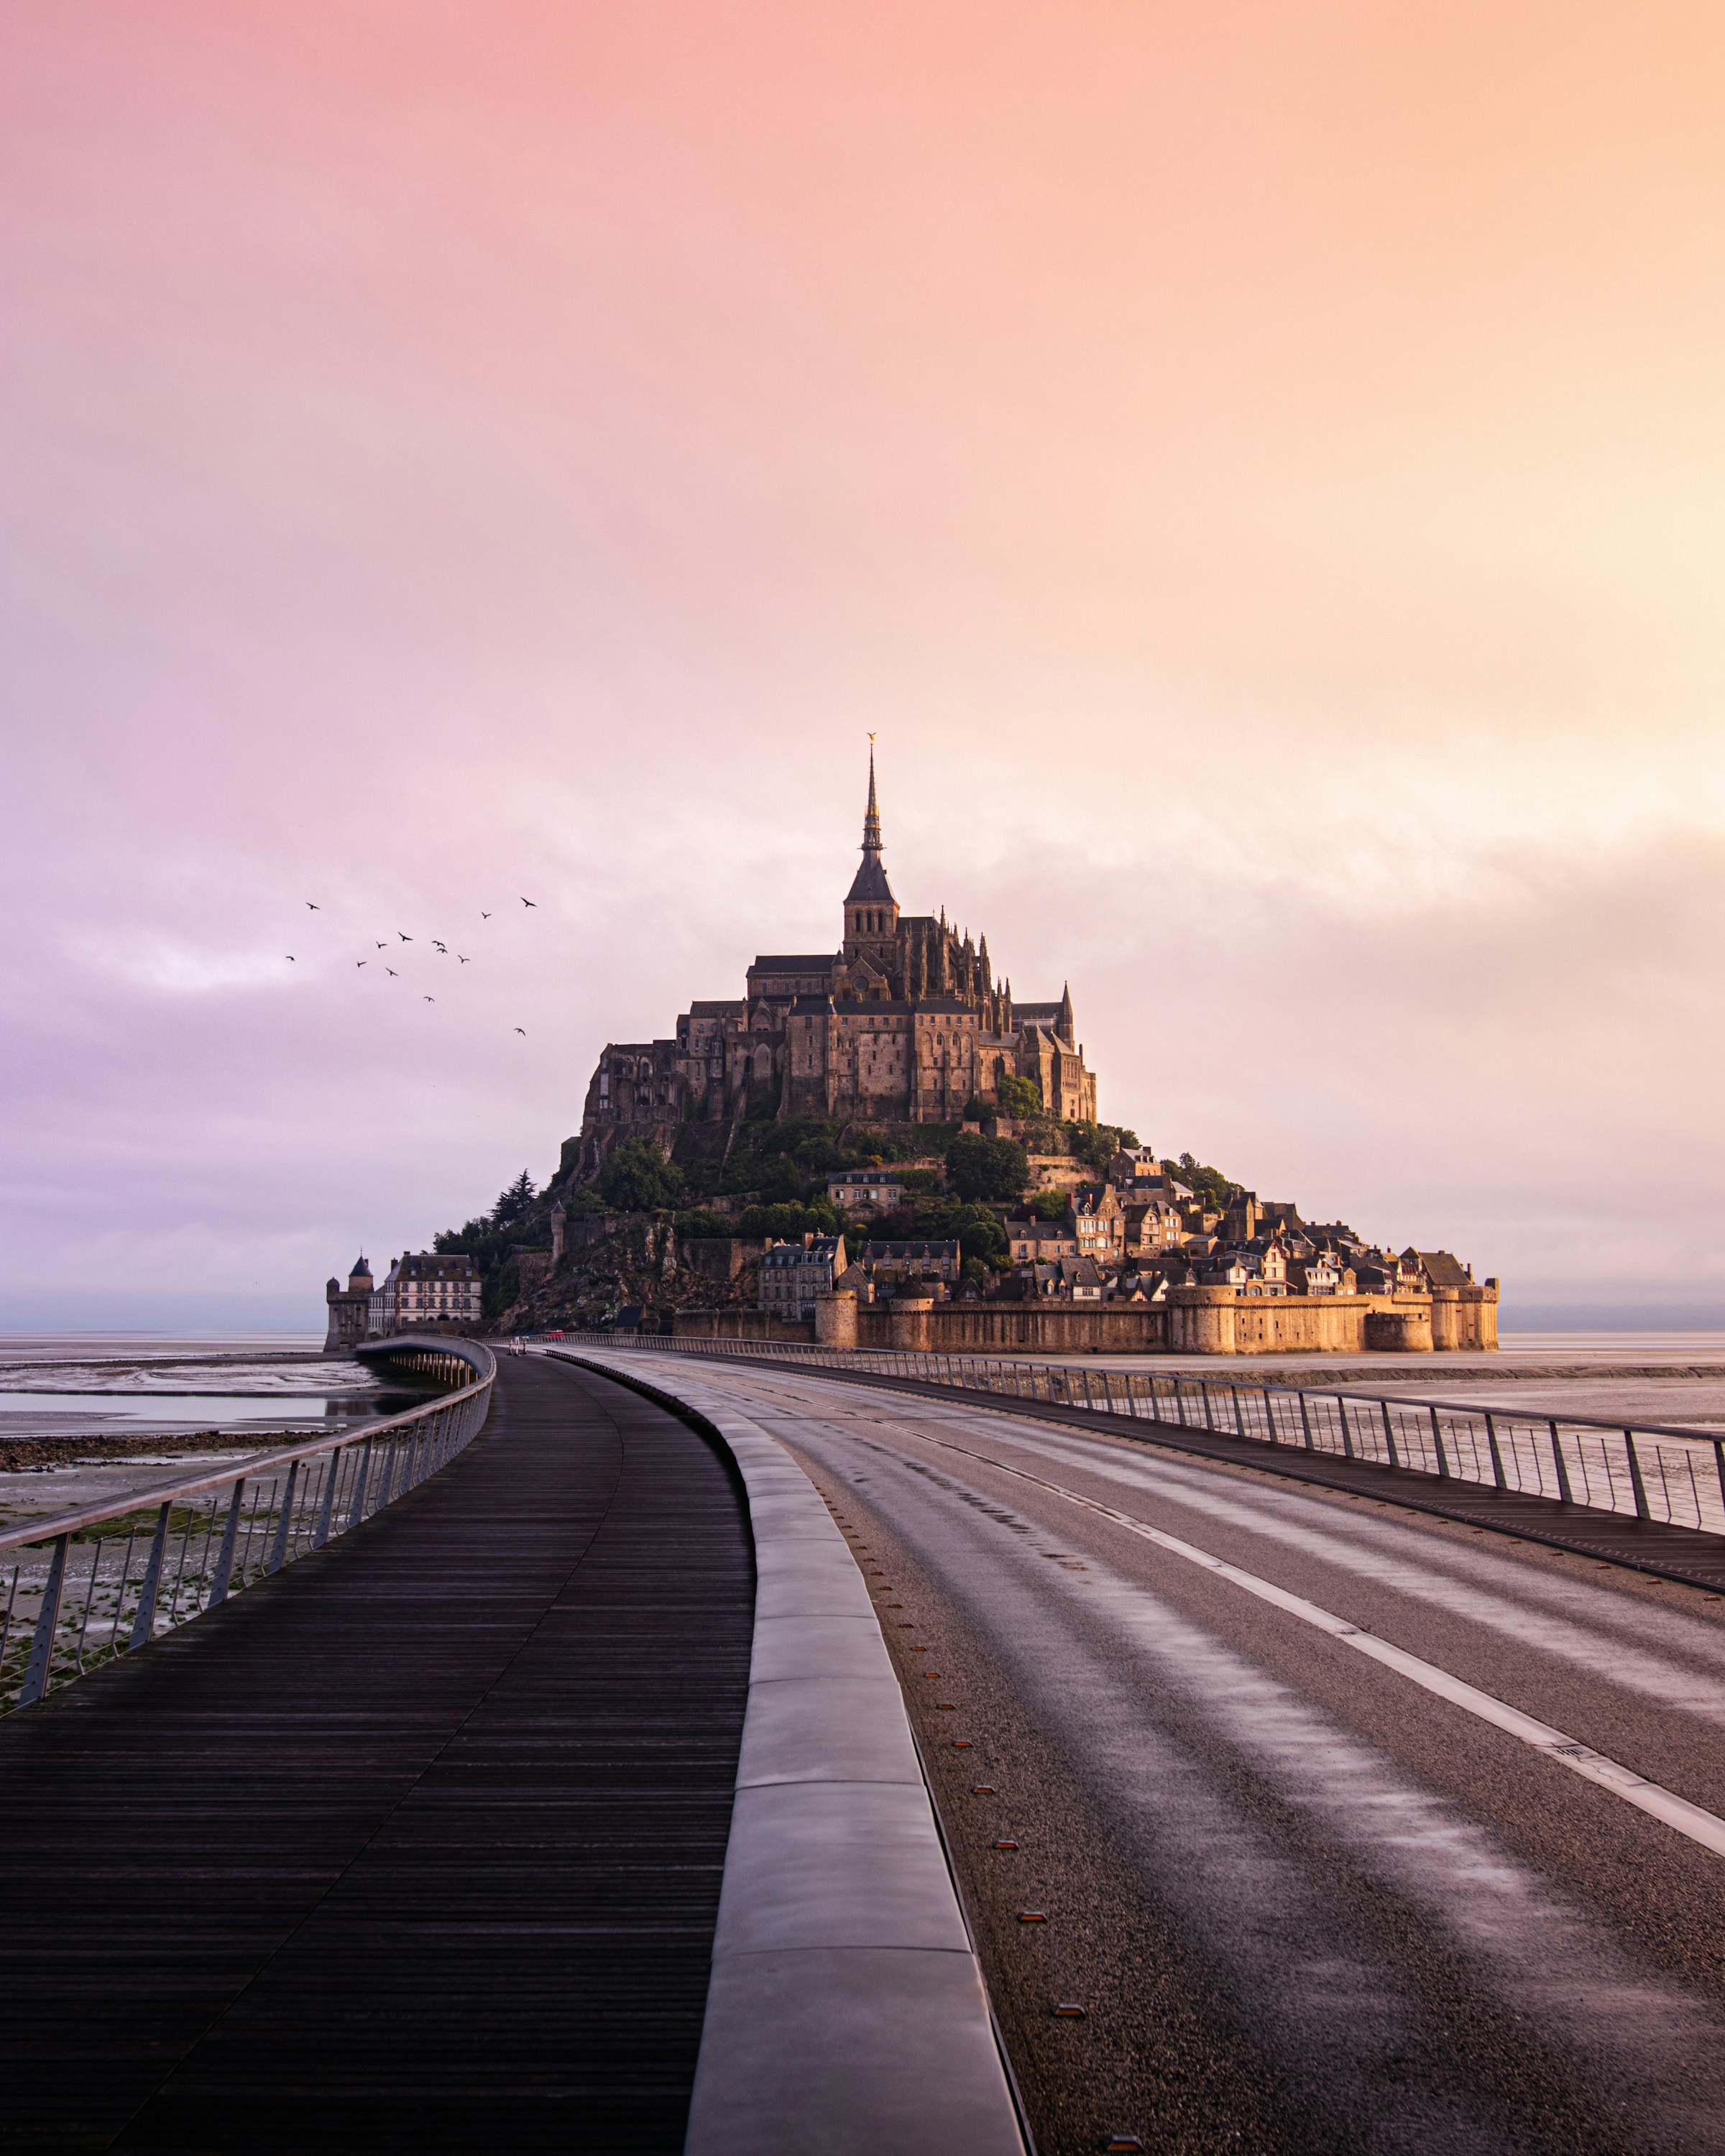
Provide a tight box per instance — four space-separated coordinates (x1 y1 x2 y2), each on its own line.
571 754 1099 1175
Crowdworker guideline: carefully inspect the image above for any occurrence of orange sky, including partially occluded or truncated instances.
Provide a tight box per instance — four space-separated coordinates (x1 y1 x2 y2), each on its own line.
4 2 1724 1324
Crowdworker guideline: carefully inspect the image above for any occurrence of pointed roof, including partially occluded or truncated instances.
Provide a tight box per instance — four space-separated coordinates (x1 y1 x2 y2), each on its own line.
845 742 896 905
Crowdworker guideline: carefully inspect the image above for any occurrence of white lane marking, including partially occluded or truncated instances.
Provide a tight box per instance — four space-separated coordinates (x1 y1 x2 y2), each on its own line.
719 1370 1725 1867
988 1423 1725 1720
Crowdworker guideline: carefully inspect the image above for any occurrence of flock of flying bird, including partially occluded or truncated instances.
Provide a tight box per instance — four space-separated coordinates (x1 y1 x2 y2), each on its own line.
284 896 538 1036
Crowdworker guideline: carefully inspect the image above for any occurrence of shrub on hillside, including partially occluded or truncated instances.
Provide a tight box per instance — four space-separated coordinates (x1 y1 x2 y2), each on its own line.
995 1074 1043 1119
597 1137 684 1213
946 1131 1029 1204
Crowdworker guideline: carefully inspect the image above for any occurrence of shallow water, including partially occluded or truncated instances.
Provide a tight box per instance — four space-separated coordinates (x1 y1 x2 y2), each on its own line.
0 1391 393 1430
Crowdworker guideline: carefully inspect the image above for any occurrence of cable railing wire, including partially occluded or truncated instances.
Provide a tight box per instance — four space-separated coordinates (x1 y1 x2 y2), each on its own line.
0 1339 494 1714
536 1330 1725 1540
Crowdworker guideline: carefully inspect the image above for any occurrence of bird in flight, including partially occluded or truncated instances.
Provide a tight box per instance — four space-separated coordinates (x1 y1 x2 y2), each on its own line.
386 967 398 977
423 996 435 1003
514 1027 526 1036
356 960 367 969
374 940 387 949
481 911 492 920
432 940 447 953
397 931 413 942
285 955 295 962
305 901 320 911
520 897 537 908
457 954 470 964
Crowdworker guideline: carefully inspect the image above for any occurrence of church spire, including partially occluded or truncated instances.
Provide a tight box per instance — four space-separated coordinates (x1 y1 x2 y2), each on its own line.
844 737 896 912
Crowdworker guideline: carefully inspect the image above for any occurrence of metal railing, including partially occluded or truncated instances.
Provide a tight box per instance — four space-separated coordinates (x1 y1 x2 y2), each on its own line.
542 1332 1725 1539
0 1339 494 1714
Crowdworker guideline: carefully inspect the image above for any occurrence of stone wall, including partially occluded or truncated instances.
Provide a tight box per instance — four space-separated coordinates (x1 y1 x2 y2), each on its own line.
683 1281 1499 1356
680 1237 772 1284
671 1308 816 1345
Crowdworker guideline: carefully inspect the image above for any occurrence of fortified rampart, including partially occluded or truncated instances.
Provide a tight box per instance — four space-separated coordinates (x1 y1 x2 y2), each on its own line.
668 1281 1498 1356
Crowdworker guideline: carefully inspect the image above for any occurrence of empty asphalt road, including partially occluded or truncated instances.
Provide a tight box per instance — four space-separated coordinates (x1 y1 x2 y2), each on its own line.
587 1354 1725 2156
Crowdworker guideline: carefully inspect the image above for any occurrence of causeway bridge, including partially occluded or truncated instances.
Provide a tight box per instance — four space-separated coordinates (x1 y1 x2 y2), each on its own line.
4 1337 1725 2153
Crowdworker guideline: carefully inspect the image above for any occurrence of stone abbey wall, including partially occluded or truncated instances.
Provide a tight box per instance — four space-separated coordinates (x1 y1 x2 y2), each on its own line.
567 757 1099 1179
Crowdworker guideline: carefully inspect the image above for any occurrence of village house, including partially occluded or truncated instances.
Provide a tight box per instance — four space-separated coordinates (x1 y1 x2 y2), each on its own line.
1070 1184 1126 1263
1004 1218 1079 1263
369 1252 483 1334
1122 1196 1183 1256
1059 1256 1106 1302
759 1233 847 1320
858 1238 961 1287
826 1169 906 1214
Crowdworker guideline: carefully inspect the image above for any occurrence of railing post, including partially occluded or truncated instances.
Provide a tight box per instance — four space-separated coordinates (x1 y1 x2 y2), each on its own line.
265 1462 300 1573
1297 1391 1315 1451
1379 1400 1400 1469
1229 1387 1246 1438
1200 1383 1216 1432
1082 1369 1095 1410
1714 1438 1725 1523
313 1451 341 1548
18 1534 70 1707
1335 1395 1356 1460
1547 1420 1574 1505
128 1504 173 1650
1429 1403 1450 1479
209 1478 247 1602
1624 1432 1652 1521
350 1434 376 1521
1484 1414 1508 1491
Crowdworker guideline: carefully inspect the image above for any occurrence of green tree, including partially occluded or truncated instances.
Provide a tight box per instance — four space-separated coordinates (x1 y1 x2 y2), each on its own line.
737 1199 843 1240
946 1131 1029 1204
490 1171 538 1229
907 1197 1010 1270
1175 1151 1241 1211
894 1168 942 1194
672 1208 732 1240
752 1157 806 1204
996 1073 1043 1118
597 1137 684 1213
1064 1122 1141 1176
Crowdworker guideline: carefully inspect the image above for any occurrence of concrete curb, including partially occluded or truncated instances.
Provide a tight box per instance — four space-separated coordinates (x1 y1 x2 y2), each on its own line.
556 1350 1026 2156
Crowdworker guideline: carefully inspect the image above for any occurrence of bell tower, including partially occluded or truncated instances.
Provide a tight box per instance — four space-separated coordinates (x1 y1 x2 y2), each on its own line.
842 741 898 963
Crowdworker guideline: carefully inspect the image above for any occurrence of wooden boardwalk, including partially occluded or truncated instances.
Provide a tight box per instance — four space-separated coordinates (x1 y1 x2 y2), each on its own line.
0 1358 753 2155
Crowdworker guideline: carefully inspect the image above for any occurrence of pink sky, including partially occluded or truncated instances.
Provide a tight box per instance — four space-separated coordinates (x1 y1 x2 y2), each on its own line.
4 1 1724 1329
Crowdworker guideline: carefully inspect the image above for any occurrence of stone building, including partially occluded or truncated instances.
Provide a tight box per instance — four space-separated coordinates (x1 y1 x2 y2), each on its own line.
323 1255 374 1352
759 1235 847 1320
569 752 1100 1177
827 1169 906 1214
372 1251 483 1333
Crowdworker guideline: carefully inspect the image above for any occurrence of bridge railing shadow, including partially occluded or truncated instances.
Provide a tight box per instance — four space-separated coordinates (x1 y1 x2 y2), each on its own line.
0 1337 495 1714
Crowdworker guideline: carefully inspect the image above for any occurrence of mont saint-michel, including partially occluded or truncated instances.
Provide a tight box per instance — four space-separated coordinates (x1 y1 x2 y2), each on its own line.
570 749 1097 1170
333 755 1497 1358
